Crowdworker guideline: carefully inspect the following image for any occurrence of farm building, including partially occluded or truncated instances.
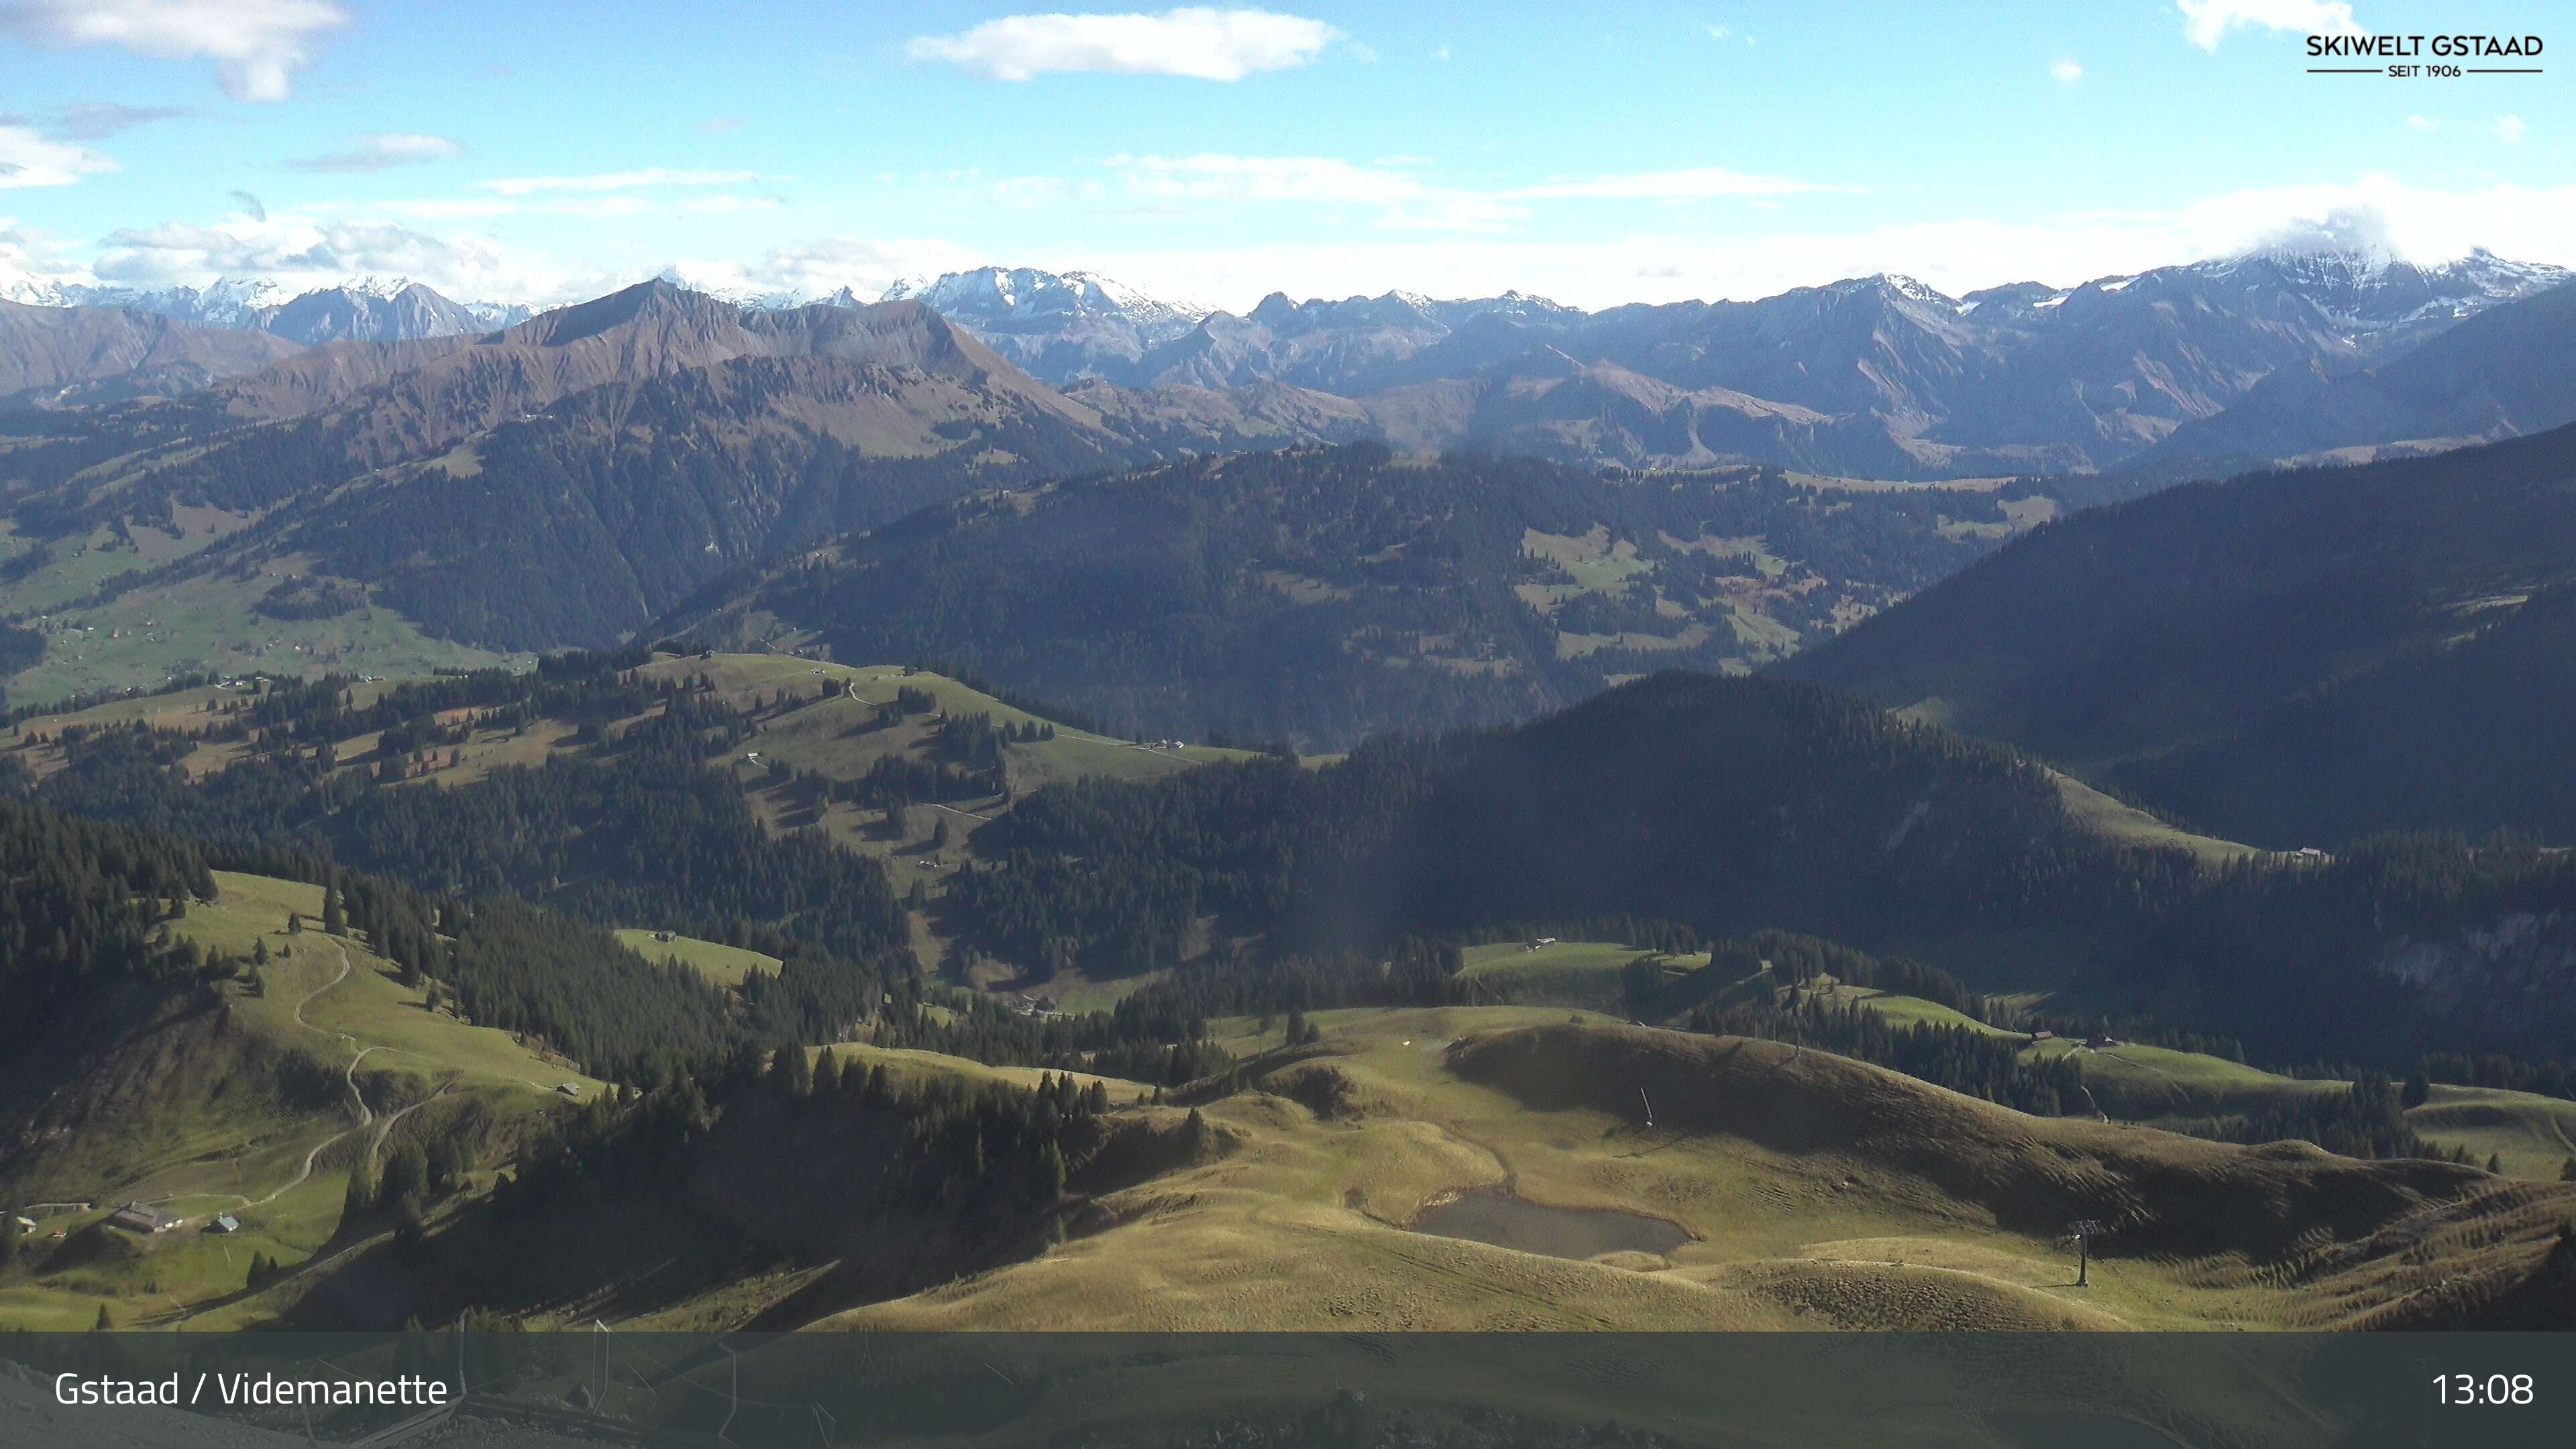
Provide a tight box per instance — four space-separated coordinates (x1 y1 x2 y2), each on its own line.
555 1082 584 1098
107 1203 179 1234
206 1214 241 1235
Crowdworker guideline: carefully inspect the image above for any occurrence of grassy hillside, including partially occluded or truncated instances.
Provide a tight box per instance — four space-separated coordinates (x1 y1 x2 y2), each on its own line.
0 540 511 706
804 1010 2571 1332
613 928 782 986
636 653 1258 918
2408 1085 2576 1180
0 870 592 1330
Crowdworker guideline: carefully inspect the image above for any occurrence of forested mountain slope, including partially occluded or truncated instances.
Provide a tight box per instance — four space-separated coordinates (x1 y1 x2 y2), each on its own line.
948 669 2576 1067
1778 423 2576 845
667 443 2044 745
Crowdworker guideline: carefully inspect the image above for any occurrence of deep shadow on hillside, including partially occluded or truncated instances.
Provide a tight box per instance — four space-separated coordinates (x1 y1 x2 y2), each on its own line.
1780 422 2576 846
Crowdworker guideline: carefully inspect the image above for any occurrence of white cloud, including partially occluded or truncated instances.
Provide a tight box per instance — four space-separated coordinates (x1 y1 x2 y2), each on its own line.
0 123 113 188
678 235 987 302
1066 178 2576 312
907 7 1340 81
2174 0 2361 51
1507 166 1842 200
0 0 349 101
474 168 771 197
1114 152 1422 205
1429 44 1449 61
1704 25 1728 41
2493 115 2526 145
91 214 551 299
284 132 466 174
0 215 89 294
2406 115 2440 133
2051 59 2084 84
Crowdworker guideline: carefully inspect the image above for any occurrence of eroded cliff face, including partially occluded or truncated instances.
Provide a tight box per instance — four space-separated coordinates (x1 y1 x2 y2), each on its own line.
2378 911 2576 1054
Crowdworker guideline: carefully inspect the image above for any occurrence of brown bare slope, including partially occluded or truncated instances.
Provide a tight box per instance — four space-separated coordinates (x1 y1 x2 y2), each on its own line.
209 279 1099 470
0 299 298 407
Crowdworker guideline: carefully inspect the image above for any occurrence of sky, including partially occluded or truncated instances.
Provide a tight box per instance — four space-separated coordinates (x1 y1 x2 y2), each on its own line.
0 0 2569 311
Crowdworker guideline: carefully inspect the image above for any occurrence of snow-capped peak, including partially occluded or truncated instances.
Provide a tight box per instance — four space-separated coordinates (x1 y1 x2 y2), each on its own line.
879 266 1210 328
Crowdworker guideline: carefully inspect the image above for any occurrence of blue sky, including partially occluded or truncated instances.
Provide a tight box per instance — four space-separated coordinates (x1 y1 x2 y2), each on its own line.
1 1 2569 309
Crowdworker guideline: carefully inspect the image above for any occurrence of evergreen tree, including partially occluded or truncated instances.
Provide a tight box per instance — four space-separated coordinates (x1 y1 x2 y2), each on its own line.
342 1161 379 1221
769 1042 812 1096
322 885 345 936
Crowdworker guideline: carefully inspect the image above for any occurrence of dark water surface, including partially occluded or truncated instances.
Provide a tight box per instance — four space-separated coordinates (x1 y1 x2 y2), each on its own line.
1409 1187 1690 1259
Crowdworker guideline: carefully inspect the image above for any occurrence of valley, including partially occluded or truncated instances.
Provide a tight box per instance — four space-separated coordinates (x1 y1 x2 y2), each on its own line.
5 205 2576 1362
7 648 2574 1336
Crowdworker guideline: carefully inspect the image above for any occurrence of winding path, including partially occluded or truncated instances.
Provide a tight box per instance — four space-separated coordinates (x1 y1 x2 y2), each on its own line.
290 938 356 1034
141 940 421 1214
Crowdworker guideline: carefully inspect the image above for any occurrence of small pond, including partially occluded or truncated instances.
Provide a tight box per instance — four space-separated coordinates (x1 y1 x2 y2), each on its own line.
1409 1188 1690 1260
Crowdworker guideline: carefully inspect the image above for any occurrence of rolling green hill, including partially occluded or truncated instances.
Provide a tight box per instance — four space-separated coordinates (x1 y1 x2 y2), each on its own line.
4 649 1255 1010
0 865 603 1330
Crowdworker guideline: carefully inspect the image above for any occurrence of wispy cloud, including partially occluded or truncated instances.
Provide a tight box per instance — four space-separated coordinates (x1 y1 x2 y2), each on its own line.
1092 154 1843 233
1106 152 1523 231
2493 115 2526 145
474 167 770 197
908 7 1340 81
2051 59 2084 84
48 102 199 140
1505 166 1845 201
227 188 264 221
2406 115 2441 133
0 0 350 101
0 123 113 189
284 132 466 174
2174 0 2361 52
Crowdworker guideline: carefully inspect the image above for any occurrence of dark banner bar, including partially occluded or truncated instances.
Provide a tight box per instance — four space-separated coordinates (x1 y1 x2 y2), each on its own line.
1 1332 2568 1447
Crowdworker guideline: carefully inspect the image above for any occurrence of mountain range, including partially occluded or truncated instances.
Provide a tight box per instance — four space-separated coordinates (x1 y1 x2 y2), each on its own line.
9 241 2568 476
0 275 529 346
5 239 2576 739
883 248 2573 477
